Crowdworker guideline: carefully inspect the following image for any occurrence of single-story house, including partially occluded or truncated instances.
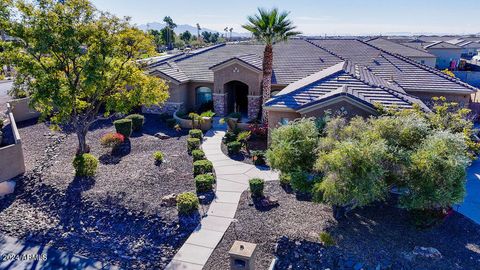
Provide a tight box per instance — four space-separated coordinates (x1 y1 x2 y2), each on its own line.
145 38 477 130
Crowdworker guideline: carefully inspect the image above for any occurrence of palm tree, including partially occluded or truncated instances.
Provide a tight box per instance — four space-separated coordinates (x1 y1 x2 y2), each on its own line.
242 8 300 123
196 23 201 42
229 27 233 41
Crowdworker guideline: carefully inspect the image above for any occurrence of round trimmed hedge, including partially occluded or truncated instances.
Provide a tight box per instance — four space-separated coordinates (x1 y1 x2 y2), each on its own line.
195 174 215 193
113 118 133 138
176 192 199 215
249 178 265 198
193 159 213 176
126 114 145 132
73 153 98 177
187 137 201 153
189 129 203 140
192 149 206 161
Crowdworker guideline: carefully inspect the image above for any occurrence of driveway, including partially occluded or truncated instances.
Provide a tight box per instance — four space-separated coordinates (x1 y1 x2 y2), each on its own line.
455 159 480 224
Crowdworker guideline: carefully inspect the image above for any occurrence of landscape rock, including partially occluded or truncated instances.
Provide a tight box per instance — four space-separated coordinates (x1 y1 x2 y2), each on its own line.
412 246 442 259
0 181 16 197
161 193 177 207
260 196 279 208
154 132 170 139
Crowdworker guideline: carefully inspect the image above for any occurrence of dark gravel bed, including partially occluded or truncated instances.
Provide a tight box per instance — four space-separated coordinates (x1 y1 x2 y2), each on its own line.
204 182 480 270
220 136 268 166
0 115 209 269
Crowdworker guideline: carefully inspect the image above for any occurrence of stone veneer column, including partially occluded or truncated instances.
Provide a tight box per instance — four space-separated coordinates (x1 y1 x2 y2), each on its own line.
248 95 262 121
213 93 227 117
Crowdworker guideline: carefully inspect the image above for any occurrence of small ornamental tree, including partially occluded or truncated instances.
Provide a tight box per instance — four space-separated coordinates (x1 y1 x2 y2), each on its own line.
401 131 469 210
266 118 319 173
1 0 168 154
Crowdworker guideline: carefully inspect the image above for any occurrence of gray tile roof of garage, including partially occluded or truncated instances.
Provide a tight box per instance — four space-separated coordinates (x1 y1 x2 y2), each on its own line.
266 61 429 111
308 39 477 93
209 53 263 71
148 38 477 94
366 37 436 58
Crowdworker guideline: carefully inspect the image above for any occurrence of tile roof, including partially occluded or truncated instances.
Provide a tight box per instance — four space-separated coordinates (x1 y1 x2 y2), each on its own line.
308 39 477 94
366 38 436 58
424 41 462 49
147 38 477 95
266 61 429 112
209 54 263 71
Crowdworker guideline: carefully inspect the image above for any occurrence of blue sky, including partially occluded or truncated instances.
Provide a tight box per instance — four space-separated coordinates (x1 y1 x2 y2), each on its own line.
91 0 480 35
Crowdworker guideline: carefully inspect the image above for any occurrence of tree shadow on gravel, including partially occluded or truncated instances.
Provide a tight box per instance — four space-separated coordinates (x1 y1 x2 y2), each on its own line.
141 114 187 139
99 140 131 165
9 173 200 269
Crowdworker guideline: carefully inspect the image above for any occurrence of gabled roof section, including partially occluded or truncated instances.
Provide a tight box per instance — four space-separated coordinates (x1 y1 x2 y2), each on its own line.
366 37 436 58
266 60 430 112
209 54 263 71
424 41 462 49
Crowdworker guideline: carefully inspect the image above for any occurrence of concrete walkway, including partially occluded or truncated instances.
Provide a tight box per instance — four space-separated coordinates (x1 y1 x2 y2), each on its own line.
455 158 480 224
166 120 279 270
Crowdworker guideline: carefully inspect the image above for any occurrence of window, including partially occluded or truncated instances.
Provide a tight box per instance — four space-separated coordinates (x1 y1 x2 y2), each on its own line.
196 86 212 106
420 60 425 64
280 117 290 125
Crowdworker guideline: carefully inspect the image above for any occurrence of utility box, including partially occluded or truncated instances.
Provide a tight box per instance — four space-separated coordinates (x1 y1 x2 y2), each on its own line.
229 241 257 270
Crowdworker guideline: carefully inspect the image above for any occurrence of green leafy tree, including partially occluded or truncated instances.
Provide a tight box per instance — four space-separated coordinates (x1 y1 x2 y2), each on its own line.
148 29 164 51
1 0 169 154
242 8 300 123
179 30 192 44
266 118 318 173
401 131 469 210
163 16 177 50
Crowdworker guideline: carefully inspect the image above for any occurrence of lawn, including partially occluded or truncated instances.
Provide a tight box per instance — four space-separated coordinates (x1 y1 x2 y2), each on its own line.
0 115 206 269
204 182 480 270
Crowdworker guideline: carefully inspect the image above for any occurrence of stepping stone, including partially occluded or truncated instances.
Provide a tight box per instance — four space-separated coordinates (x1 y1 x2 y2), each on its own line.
207 202 239 219
185 229 225 248
165 260 203 270
215 191 242 204
170 243 213 266
199 215 233 232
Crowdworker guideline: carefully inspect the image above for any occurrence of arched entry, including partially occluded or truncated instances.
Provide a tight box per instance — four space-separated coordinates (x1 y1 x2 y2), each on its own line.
225 81 249 116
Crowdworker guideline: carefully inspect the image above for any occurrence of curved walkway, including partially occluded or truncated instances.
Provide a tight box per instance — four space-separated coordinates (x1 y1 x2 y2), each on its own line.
166 119 279 270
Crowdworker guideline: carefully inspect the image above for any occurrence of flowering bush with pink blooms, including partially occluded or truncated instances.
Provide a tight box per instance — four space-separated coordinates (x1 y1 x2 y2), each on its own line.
100 132 125 149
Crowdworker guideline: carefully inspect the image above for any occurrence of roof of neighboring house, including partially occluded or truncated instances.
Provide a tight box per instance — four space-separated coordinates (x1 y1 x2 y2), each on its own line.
147 38 477 95
265 61 429 112
424 41 462 49
365 37 436 58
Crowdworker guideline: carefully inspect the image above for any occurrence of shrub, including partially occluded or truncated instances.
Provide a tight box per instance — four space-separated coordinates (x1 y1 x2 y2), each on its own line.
187 138 201 153
267 118 319 173
189 129 203 140
290 170 318 194
248 123 268 138
100 132 125 149
153 151 164 163
314 138 388 208
224 131 238 143
176 192 199 215
195 174 215 193
193 160 213 176
125 114 145 132
227 141 242 155
249 178 265 198
113 119 133 138
228 112 242 119
279 172 291 186
200 110 215 118
401 131 469 210
73 154 98 177
251 150 266 166
0 118 4 129
166 118 176 128
319 232 336 247
192 149 206 161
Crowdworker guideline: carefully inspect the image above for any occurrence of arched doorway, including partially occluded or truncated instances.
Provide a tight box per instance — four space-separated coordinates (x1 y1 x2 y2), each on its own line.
225 81 249 116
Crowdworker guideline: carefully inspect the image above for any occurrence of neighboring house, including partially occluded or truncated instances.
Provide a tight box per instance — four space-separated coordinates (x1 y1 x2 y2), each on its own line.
445 38 480 59
365 37 436 67
146 39 477 130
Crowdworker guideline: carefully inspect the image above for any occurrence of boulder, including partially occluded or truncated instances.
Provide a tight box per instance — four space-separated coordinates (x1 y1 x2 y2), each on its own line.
260 196 279 208
161 193 177 207
0 181 16 197
412 246 442 259
155 132 170 140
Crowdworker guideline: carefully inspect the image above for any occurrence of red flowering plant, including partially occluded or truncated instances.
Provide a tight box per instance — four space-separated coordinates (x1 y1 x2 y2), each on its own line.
100 132 125 149
248 123 268 138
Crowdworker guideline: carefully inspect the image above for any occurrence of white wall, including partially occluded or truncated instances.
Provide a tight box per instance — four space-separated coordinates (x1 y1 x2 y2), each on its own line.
427 48 463 69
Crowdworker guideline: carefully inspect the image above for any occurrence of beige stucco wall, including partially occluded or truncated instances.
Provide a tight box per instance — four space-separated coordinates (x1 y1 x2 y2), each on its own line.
213 62 262 95
303 100 375 119
8 97 40 122
0 104 26 183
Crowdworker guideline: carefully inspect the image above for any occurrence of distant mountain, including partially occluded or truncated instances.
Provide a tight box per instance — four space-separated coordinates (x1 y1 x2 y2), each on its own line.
137 22 251 38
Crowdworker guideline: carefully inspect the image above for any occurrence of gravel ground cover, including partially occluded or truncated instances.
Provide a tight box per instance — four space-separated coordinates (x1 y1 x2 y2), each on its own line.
204 182 480 270
0 115 209 269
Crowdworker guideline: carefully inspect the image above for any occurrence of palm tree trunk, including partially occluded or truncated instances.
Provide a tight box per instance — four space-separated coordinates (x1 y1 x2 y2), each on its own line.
261 44 273 123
